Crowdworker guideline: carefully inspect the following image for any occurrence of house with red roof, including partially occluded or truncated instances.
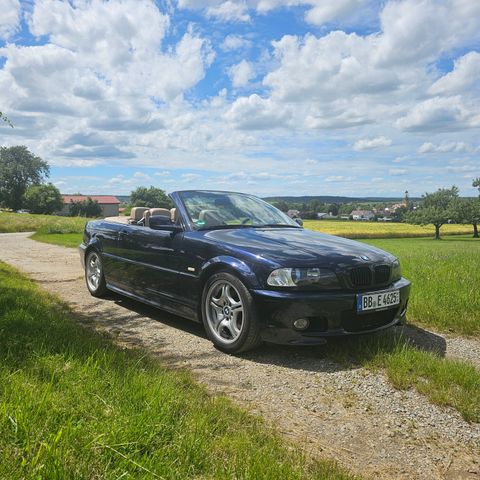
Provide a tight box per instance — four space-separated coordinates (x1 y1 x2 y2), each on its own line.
58 195 120 217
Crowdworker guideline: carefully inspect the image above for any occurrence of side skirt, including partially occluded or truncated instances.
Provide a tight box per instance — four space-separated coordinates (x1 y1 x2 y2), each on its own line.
106 283 200 323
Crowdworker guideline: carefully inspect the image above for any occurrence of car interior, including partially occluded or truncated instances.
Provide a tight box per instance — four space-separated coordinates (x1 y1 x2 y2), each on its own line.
104 207 178 227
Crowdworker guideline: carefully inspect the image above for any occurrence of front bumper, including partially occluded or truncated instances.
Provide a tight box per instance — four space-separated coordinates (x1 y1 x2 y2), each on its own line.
252 277 411 345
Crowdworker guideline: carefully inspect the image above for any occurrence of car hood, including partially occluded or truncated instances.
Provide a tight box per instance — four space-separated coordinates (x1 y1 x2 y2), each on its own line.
202 227 394 268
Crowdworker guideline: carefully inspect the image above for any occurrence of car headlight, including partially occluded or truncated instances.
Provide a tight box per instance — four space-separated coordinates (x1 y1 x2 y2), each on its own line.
267 268 339 288
392 259 401 281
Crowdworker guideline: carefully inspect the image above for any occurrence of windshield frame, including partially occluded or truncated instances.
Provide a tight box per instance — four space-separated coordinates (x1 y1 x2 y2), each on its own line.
172 190 301 231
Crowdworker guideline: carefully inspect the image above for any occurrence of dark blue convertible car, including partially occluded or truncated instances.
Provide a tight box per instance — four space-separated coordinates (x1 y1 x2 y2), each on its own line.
80 190 411 353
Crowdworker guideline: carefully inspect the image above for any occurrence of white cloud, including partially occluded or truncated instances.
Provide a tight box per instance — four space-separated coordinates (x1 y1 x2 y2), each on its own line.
206 1 250 22
225 94 292 129
396 96 480 132
23 0 213 103
375 0 480 66
418 142 473 154
0 0 21 40
429 51 480 95
133 171 150 180
353 136 392 151
179 0 364 25
228 59 255 87
221 34 252 51
0 0 215 171
304 0 362 26
389 168 407 176
325 175 354 182
181 173 202 182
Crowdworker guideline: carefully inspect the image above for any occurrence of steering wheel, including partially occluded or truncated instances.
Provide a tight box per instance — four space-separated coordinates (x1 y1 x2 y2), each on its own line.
241 217 252 225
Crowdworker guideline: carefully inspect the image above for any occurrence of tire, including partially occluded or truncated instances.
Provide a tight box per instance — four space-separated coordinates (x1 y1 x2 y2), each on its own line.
85 250 107 297
201 272 262 353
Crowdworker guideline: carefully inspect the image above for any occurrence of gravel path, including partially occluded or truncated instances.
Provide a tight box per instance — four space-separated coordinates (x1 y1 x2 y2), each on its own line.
1 232 479 480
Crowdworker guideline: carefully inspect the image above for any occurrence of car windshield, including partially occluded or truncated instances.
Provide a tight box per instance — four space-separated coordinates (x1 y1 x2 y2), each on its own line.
178 191 300 230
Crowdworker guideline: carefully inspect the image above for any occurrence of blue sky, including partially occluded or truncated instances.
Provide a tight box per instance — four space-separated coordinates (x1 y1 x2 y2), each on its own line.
0 0 479 198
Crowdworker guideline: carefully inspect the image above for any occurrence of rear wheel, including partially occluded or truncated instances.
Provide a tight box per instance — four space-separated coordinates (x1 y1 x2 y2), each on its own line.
201 272 262 353
85 250 107 297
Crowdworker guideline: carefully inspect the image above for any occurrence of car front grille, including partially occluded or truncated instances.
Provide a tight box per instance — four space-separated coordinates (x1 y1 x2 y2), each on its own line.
349 266 372 287
374 265 391 284
349 264 391 288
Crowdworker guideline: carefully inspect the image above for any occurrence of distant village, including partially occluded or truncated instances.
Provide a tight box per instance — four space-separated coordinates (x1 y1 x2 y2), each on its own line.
276 191 414 223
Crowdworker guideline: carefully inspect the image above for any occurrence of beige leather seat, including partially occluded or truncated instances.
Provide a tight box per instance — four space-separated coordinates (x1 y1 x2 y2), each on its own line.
143 210 151 227
149 208 171 217
199 209 224 227
170 208 177 223
130 207 148 223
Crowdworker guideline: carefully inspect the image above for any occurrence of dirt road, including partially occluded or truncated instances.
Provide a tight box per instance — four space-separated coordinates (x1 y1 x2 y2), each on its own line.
1 232 479 479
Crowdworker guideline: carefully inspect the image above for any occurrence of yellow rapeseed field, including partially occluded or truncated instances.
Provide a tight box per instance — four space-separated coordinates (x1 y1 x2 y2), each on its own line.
304 220 472 239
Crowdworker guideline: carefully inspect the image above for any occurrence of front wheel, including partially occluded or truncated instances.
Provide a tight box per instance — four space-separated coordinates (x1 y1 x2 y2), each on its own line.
201 272 262 353
85 250 107 297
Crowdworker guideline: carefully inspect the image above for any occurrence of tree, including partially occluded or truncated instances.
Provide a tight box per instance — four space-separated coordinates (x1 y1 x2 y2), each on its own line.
130 186 171 208
327 203 339 216
473 177 480 193
0 146 49 210
272 200 289 212
69 197 102 217
23 183 63 214
406 186 458 239
451 197 480 238
0 111 13 128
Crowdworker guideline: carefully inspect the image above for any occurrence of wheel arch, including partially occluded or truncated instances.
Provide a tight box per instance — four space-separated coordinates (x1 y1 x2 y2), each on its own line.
198 256 260 294
83 239 102 264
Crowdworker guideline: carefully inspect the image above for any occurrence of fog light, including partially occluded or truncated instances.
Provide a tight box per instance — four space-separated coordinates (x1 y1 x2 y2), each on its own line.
293 318 310 330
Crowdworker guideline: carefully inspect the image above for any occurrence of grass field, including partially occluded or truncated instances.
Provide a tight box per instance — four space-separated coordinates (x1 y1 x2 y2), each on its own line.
304 219 473 239
364 237 480 337
325 333 480 423
31 232 83 248
0 261 353 480
0 212 87 234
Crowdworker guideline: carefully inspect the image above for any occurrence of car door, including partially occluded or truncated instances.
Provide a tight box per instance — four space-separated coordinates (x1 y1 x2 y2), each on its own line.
117 224 193 311
93 221 125 287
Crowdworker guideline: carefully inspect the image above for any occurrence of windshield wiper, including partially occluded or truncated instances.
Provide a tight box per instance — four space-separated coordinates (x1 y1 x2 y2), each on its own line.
251 224 301 228
197 224 252 231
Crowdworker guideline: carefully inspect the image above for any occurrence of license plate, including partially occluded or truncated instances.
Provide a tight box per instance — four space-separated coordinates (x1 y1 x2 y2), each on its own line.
357 289 400 313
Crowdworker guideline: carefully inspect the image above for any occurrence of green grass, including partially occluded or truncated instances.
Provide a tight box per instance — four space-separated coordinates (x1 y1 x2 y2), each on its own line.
0 212 87 234
363 236 480 336
325 333 480 423
30 232 83 248
304 219 472 239
0 261 353 480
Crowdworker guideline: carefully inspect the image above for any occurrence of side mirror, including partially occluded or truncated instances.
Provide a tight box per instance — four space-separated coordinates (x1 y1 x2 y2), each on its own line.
149 215 182 232
294 217 303 226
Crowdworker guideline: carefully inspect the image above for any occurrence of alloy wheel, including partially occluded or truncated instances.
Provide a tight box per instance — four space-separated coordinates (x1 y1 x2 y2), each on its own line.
205 280 244 344
86 252 102 292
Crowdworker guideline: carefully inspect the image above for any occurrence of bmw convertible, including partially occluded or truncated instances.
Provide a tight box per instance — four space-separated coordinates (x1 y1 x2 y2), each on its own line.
80 190 411 353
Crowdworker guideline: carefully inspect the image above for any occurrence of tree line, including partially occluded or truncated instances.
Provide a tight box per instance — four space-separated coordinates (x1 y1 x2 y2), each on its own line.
0 145 102 217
